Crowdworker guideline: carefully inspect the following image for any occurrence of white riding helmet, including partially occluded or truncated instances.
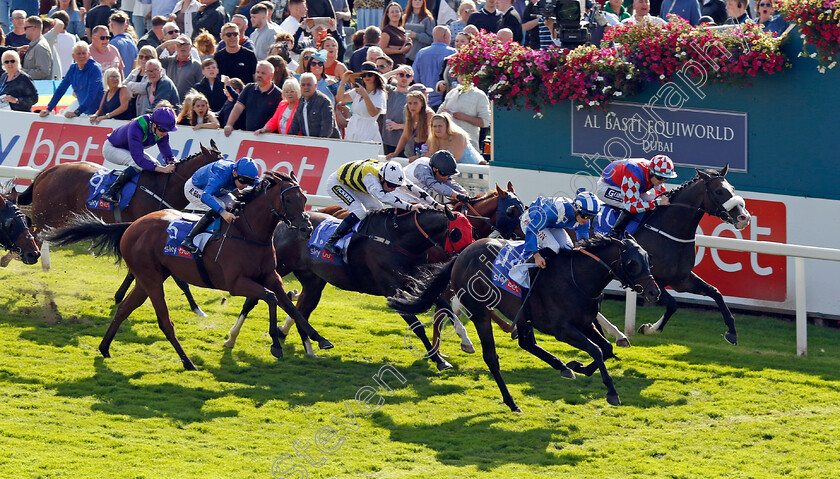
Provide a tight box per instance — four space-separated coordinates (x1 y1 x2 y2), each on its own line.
380 160 405 187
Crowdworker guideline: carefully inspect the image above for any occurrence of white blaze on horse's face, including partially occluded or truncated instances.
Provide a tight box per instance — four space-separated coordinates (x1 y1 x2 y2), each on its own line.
721 179 751 230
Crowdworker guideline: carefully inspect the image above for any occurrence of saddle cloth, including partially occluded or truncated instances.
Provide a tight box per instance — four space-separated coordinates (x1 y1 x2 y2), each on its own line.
308 218 358 265
163 217 220 258
592 205 644 236
490 240 531 297
86 169 140 211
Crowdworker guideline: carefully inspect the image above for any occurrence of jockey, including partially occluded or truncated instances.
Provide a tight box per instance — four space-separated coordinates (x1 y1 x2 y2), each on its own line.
404 150 470 203
596 155 677 238
521 190 601 269
322 159 442 255
100 106 179 204
179 157 260 253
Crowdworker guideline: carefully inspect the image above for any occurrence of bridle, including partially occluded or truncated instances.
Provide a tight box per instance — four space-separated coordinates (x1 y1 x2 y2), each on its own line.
393 209 451 258
453 193 523 239
570 242 653 299
268 183 310 230
0 202 35 256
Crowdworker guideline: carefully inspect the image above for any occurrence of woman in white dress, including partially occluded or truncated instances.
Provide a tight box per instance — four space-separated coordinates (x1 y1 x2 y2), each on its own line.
336 62 387 152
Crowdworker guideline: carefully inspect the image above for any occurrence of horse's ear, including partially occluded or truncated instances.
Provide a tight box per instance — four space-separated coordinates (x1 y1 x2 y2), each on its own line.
210 139 218 151
445 208 456 221
719 164 729 177
506 181 515 192
495 183 508 198
696 169 710 180
8 189 18 203
200 143 211 157
290 170 298 183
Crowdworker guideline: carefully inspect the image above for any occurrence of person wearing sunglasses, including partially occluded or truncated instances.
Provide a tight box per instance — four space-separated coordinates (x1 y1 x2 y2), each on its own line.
0 50 37 112
21 16 53 80
89 25 125 75
597 155 677 238
214 22 257 84
85 0 118 41
180 157 260 253
100 105 179 204
757 0 787 35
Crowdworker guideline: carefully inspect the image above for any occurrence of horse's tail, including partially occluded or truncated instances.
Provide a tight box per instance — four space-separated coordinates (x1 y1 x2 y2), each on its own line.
388 258 456 315
46 214 130 263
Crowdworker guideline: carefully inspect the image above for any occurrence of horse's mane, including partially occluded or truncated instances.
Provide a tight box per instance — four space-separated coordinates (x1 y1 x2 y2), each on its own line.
664 169 722 199
0 180 15 198
452 191 498 209
553 234 617 259
237 170 297 204
174 143 222 165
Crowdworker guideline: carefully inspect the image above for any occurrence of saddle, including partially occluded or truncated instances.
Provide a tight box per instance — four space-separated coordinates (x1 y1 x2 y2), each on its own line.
86 169 140 211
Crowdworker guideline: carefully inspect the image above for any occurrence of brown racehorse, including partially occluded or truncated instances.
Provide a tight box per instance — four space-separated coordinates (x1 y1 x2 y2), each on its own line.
47 171 332 370
0 188 40 265
14 141 224 315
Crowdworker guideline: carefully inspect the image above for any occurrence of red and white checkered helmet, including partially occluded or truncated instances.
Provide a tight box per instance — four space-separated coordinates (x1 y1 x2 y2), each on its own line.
649 155 678 179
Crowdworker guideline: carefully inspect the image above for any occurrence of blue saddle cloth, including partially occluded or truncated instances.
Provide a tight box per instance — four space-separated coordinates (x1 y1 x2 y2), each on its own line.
593 205 644 236
163 217 222 259
490 241 530 298
86 169 140 211
308 219 353 265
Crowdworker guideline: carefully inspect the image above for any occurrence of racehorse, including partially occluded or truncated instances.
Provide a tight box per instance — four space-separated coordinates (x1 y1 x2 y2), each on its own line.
0 188 40 265
15 141 224 316
621 166 750 344
226 207 459 371
47 171 331 370
388 235 661 412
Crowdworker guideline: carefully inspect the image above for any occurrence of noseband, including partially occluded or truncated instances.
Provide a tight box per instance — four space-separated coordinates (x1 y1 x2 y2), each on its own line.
702 177 746 225
0 203 35 255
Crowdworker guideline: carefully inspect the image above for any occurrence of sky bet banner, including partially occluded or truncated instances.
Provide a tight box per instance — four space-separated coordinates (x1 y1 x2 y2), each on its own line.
571 101 748 172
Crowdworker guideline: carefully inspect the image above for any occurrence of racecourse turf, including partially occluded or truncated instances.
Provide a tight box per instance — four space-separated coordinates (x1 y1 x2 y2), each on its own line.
0 244 838 478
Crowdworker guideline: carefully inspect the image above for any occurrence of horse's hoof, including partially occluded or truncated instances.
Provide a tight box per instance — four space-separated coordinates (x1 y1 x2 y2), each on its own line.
437 360 453 371
460 343 476 354
318 338 334 350
511 328 518 340
616 338 631 348
99 346 110 358
270 345 284 359
222 339 235 348
606 394 621 406
183 362 198 371
510 405 523 413
288 290 300 301
193 308 208 318
725 332 738 345
637 324 652 334
560 368 576 380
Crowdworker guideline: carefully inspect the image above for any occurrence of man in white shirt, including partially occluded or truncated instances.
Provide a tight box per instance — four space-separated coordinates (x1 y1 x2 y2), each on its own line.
438 75 491 150
623 0 668 24
249 2 284 60
280 0 307 36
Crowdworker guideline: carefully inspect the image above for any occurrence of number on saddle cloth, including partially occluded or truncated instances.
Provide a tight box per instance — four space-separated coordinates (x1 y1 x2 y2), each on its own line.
593 205 644 236
86 170 141 211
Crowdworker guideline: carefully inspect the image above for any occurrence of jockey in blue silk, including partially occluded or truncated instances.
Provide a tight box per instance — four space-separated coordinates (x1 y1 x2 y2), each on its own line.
180 157 260 253
403 150 470 203
100 106 179 204
521 190 601 269
322 159 443 255
596 155 678 238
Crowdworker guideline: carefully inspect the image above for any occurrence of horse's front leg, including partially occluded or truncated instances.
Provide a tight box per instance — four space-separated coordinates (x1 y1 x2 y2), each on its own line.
264 272 333 353
596 312 630 347
228 276 287 359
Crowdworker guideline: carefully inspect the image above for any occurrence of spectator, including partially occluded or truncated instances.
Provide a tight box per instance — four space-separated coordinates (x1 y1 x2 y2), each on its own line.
350 26 380 72
605 0 631 21
215 14 256 51
178 90 220 128
47 13 77 77
332 0 352 55
159 34 203 101
279 0 306 35
89 25 125 76
496 0 523 43
6 11 28 47
234 0 259 35
724 0 748 23
41 41 103 118
125 44 156 84
248 2 282 59
86 0 117 40
375 54 393 75
137 16 167 50
380 64 413 155
350 29 365 52
404 0 434 64
48 0 85 38
438 32 471 95
153 0 181 25
158 22 202 61
223 60 281 134
22 16 52 80
133 0 153 38
522 2 551 50
496 27 513 43
288 72 340 138
267 42 292 66
322 35 346 77
757 0 787 34
192 0 229 41
468 0 500 34
11 0 38 17
265 54 290 88
660 0 702 25
412 25 454 109
365 46 385 64
217 76 245 129
336 62 386 147
222 0 239 17
622 0 668 24
91 67 132 122
255 77 300 135
109 13 138 78
136 58 180 113
449 1 475 46
428 112 484 164
356 0 386 32
294 46 316 74
462 24 479 35
438 74 490 150
214 21 257 83
385 90 433 160
170 0 199 38
192 57 226 110
306 50 336 103
0 50 37 112
701 0 727 24
379 2 409 67
193 29 218 60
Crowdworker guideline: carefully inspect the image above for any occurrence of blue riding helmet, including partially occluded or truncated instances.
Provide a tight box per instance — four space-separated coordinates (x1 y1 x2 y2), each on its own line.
151 107 178 132
574 189 601 216
234 157 260 181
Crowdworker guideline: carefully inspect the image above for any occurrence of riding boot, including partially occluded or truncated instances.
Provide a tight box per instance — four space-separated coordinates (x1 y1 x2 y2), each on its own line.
100 168 137 204
323 213 360 255
180 210 220 254
608 210 632 238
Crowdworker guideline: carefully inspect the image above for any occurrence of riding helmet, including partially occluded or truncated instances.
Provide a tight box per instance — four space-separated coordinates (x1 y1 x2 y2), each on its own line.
650 155 678 179
574 190 601 216
234 157 260 181
429 150 459 176
380 160 405 187
151 107 178 132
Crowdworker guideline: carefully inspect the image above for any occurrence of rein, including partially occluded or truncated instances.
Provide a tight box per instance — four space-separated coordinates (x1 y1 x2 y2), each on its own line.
413 210 451 258
570 245 639 298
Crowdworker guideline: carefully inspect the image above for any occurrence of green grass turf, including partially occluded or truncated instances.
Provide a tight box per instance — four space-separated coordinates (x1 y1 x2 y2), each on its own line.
0 244 838 478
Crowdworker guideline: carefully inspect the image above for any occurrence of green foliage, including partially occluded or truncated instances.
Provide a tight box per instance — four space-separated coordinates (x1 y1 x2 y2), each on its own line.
0 246 839 478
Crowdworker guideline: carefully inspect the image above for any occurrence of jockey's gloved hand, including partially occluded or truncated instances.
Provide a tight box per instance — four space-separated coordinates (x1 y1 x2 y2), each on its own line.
456 194 470 203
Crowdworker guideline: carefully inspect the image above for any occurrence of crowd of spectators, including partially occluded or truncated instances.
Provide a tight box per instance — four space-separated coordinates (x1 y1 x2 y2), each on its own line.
1 0 790 163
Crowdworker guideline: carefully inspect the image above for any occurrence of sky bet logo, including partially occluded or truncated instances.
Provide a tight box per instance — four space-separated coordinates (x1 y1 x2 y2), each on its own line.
19 122 112 168
163 243 194 259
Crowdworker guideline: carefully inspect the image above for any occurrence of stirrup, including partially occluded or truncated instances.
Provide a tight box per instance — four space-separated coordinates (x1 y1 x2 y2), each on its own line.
324 242 341 255
180 239 199 254
101 191 120 204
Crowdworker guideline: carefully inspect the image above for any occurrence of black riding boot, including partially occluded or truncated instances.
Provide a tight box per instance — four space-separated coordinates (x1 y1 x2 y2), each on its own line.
608 210 632 238
180 210 220 254
100 169 136 204
323 213 360 255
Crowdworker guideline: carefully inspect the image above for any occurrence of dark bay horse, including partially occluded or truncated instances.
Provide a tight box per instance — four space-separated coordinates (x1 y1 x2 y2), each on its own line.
226 207 458 371
15 141 224 315
0 189 40 265
48 171 331 370
388 235 661 411
622 166 750 344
